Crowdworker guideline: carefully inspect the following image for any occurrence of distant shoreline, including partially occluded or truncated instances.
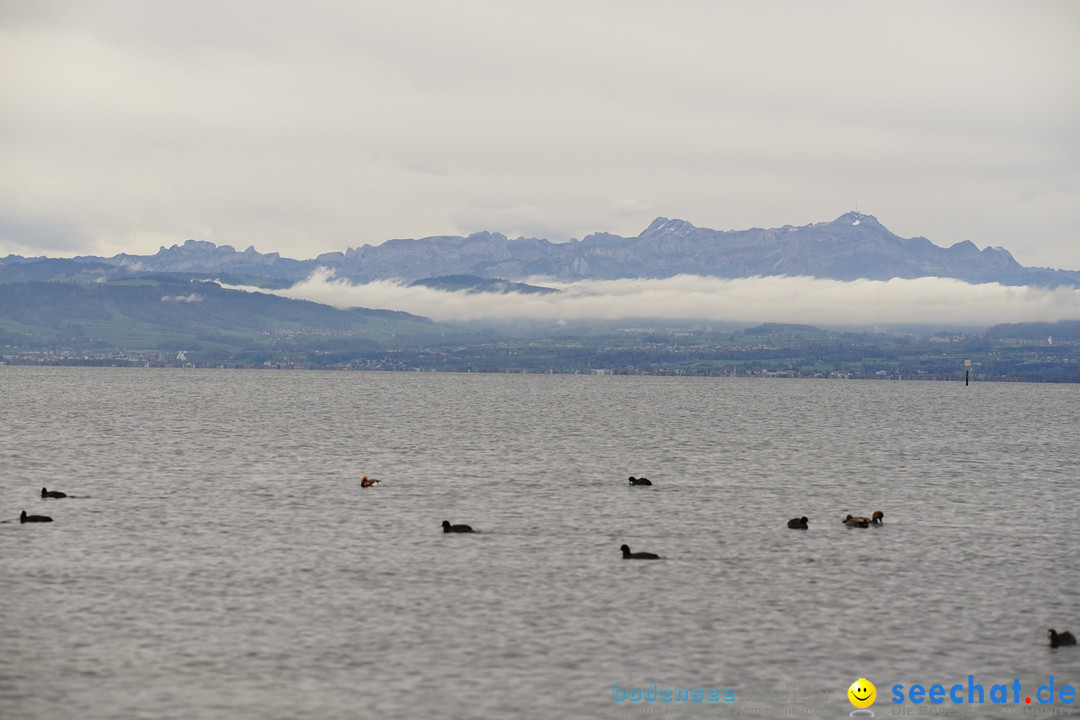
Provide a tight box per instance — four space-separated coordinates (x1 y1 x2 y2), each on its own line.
3 357 1078 383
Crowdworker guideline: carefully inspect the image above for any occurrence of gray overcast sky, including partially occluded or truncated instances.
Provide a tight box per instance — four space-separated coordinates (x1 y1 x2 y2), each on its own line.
2 0 1079 270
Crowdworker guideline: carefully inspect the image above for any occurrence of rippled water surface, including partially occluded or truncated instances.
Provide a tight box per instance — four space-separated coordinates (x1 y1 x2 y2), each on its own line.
2 368 1078 719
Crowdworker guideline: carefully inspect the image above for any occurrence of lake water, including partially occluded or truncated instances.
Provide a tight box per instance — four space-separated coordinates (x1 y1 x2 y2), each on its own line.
1 367 1078 720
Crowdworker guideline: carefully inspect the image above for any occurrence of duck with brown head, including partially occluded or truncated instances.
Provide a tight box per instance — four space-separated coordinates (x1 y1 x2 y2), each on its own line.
844 510 884 527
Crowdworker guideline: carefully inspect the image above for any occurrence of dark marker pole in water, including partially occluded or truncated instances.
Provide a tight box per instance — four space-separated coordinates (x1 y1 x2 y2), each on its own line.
965 359 971 386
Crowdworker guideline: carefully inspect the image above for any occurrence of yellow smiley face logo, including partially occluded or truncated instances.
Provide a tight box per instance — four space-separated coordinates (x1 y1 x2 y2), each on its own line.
848 678 876 708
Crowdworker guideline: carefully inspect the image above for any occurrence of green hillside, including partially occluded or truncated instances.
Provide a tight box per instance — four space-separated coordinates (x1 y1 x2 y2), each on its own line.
3 276 1080 380
0 278 469 364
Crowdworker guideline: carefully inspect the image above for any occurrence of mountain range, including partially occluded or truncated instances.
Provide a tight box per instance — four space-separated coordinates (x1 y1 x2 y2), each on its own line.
4 212 1079 288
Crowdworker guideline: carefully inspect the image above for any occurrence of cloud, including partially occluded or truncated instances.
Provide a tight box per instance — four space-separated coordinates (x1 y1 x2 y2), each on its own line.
241 269 1080 327
161 293 203 303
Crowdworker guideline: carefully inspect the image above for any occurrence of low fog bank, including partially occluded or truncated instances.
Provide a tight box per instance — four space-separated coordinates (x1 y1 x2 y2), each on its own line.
229 269 1080 328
